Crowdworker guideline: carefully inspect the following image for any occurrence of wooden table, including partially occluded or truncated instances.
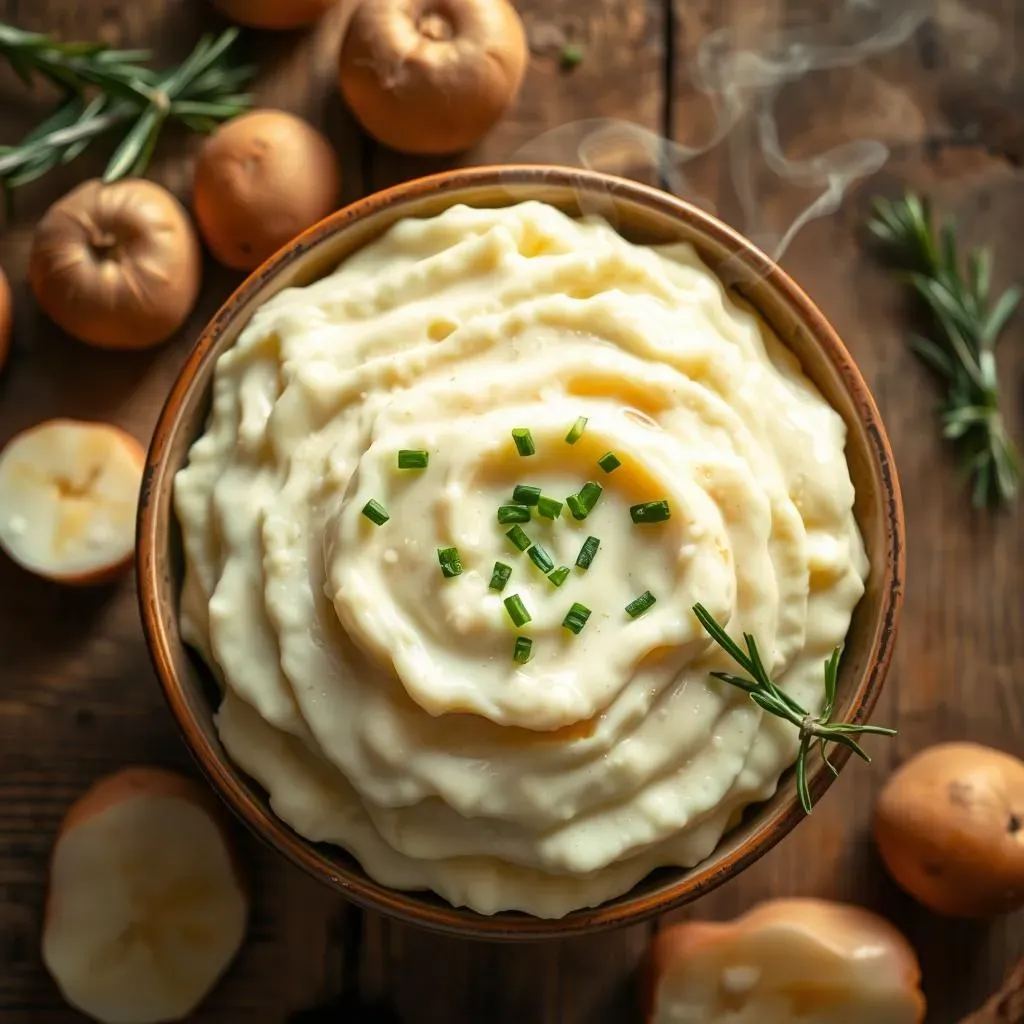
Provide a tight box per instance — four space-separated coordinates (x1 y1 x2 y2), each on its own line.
1 1 1022 1021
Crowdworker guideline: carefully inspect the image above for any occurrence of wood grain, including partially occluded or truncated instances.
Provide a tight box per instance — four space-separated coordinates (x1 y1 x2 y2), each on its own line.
661 3 1024 1022
0 0 1021 1021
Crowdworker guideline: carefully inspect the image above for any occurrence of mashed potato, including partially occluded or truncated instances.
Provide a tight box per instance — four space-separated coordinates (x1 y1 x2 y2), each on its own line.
174 201 867 917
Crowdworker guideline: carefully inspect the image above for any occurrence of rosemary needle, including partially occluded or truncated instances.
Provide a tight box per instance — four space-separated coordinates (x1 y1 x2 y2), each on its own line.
0 25 254 191
867 192 1021 507
692 603 896 813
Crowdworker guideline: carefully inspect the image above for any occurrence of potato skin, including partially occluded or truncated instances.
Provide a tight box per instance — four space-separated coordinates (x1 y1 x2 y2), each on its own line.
0 267 11 372
29 179 202 350
339 0 527 156
193 110 341 270
57 767 222 834
874 742 1024 917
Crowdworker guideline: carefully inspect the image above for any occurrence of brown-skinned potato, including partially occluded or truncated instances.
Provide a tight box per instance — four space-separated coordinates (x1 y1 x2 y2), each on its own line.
339 0 527 155
193 109 341 271
0 266 11 372
875 742 1024 917
29 179 202 350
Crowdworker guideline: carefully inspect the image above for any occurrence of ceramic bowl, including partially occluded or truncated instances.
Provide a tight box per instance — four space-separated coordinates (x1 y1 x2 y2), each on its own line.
137 165 904 940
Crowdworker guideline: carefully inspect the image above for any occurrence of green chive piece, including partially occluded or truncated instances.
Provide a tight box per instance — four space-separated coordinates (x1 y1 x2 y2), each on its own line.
489 561 512 591
562 602 591 635
598 451 621 473
512 428 536 456
504 594 531 627
498 504 531 524
566 481 604 521
506 525 531 551
548 566 570 587
513 636 533 664
437 547 463 578
560 43 584 70
361 499 389 526
397 449 429 469
565 416 588 444
631 499 671 524
527 544 555 574
625 591 657 618
575 536 600 569
513 484 542 506
579 480 603 512
566 493 588 520
537 495 563 520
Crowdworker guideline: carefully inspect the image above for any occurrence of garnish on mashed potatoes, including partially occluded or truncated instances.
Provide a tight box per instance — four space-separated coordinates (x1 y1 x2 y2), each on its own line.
175 201 868 917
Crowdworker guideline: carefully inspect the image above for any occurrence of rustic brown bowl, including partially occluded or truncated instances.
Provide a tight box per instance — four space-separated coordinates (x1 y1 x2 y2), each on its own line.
137 166 904 941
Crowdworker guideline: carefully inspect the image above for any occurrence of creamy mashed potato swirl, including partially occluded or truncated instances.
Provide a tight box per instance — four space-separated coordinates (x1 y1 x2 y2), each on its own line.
175 201 868 918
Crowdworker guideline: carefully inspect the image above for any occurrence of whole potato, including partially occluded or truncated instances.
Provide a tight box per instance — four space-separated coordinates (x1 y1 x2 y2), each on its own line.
192 110 340 271
875 742 1024 917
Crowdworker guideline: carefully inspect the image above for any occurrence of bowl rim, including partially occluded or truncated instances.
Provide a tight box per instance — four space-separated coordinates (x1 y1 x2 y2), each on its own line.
137 164 905 940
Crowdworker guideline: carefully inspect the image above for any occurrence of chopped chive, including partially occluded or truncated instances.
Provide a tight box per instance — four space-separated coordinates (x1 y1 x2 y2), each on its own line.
562 602 591 635
565 416 588 444
505 525 531 551
625 591 657 617
397 449 429 469
361 499 389 526
579 480 603 512
513 484 542 506
437 547 463 578
512 428 536 456
566 481 604 521
489 561 512 591
527 544 555 574
566 493 588 520
513 636 533 664
560 43 585 70
631 499 671 524
598 451 621 473
548 566 570 587
498 504 531 524
537 495 563 520
504 594 531 627
575 536 600 569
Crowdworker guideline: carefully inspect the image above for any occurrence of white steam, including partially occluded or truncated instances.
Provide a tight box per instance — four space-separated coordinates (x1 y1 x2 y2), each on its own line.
513 0 934 259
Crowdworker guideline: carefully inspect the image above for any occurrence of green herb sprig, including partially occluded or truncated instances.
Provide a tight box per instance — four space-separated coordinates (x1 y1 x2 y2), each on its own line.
867 193 1021 507
693 603 896 813
0 24 254 191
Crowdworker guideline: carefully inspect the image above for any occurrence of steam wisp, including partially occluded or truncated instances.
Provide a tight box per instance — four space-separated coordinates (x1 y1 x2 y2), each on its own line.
513 0 933 259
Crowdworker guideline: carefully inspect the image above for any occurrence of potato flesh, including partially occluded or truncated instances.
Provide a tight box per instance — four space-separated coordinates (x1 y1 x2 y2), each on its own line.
0 421 141 579
653 928 923 1024
43 795 247 1024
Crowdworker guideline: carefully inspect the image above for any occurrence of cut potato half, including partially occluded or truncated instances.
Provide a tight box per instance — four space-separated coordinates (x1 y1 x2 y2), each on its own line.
646 899 926 1024
43 768 248 1024
0 419 144 583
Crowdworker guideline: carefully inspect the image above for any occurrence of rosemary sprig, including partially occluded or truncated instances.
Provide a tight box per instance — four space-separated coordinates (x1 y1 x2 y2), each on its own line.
692 603 896 813
0 24 254 190
868 193 1021 508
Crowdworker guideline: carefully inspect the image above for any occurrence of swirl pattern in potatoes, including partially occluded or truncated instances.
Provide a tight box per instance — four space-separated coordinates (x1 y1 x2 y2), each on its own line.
174 202 867 918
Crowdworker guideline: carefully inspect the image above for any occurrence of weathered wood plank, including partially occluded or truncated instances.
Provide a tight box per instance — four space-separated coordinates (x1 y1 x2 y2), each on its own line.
1 0 1022 1021
0 2 364 1021
665 4 1024 1022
